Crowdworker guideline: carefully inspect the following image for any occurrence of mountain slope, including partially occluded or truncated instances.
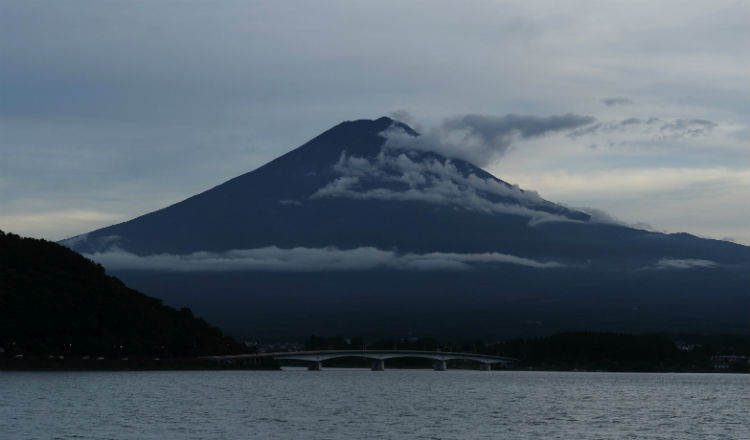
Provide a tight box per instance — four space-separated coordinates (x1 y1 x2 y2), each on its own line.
60 117 750 340
0 230 241 356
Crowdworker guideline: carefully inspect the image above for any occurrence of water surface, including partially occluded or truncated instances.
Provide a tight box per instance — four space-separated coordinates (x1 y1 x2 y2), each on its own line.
1 369 747 439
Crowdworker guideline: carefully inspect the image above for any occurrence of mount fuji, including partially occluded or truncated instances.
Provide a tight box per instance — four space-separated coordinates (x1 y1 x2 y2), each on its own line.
63 117 749 340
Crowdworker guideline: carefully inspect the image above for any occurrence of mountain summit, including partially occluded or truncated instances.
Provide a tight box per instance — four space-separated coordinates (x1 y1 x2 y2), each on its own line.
65 117 588 256
63 118 749 340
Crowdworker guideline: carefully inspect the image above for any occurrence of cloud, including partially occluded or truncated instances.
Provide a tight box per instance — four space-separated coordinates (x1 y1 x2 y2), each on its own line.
621 117 642 125
567 117 717 139
311 150 585 225
649 258 718 270
660 119 717 137
388 110 418 127
84 246 565 272
383 113 596 166
570 206 654 230
602 97 634 106
444 113 597 139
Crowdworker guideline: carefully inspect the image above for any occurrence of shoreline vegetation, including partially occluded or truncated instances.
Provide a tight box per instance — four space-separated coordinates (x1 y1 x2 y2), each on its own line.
3 332 747 373
1 230 244 364
2 231 747 373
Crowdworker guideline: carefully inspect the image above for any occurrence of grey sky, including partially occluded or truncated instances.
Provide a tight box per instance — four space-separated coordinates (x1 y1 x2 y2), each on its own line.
1 0 748 243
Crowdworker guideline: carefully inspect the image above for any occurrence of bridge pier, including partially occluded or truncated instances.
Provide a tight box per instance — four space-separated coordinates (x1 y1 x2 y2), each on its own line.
308 361 323 371
371 359 385 371
433 360 447 371
480 363 492 371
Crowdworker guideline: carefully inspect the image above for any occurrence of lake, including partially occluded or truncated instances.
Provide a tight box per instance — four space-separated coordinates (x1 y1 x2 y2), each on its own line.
1 369 747 439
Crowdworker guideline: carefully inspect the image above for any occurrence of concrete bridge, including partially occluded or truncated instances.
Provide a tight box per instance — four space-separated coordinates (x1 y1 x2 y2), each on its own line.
203 350 518 371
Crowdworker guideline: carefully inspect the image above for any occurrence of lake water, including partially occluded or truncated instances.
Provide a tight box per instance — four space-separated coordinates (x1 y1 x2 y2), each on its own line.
1 369 747 439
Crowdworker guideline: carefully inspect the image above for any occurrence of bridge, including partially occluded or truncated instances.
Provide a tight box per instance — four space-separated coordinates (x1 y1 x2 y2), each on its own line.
202 350 518 371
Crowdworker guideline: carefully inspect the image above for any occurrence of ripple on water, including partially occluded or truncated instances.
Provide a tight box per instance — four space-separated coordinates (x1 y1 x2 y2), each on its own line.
0 370 747 440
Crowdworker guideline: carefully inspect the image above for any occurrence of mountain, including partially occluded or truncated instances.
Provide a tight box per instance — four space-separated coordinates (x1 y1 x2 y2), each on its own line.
0 230 241 357
61 117 750 340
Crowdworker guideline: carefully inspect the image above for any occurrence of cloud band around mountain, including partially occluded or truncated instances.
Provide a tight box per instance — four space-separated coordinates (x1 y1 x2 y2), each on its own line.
84 246 566 272
652 258 718 270
311 149 584 226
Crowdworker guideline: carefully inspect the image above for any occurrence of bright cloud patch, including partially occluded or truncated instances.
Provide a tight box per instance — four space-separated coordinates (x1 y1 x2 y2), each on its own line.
652 258 718 270
311 149 583 226
85 246 565 272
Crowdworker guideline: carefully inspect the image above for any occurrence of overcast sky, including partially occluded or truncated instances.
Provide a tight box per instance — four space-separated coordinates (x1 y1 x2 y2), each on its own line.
1 0 748 244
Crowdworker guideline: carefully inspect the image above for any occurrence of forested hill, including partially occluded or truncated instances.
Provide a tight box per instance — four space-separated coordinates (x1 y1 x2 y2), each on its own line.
0 230 242 357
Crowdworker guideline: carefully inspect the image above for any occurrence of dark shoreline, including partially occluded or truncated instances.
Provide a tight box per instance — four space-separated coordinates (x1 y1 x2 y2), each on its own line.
2 359 746 374
0 357 280 371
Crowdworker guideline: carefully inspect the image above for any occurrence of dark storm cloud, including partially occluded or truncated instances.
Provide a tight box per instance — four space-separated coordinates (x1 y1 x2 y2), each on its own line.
384 113 596 166
602 97 634 106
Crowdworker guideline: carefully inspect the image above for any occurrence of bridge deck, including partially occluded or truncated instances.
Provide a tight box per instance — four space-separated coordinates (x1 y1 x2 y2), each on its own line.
203 350 517 365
